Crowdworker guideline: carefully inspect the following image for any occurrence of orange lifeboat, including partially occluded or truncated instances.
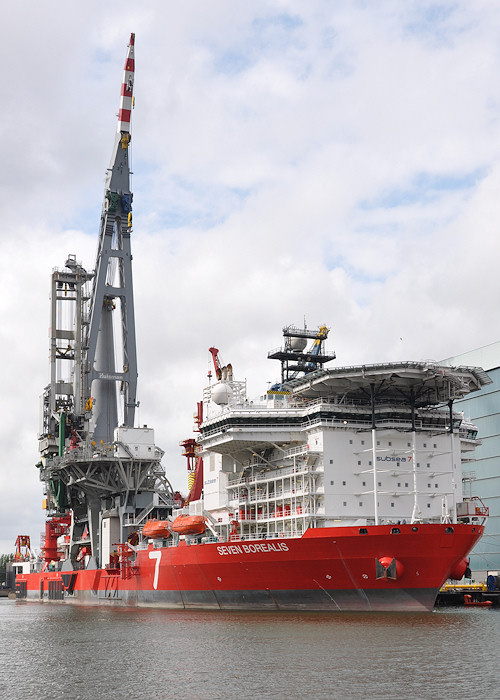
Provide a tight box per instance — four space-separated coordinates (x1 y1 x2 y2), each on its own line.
171 514 206 535
464 594 492 607
142 519 172 539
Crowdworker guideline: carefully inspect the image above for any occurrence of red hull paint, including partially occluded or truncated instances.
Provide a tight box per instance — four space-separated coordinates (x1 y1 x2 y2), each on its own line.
16 523 483 612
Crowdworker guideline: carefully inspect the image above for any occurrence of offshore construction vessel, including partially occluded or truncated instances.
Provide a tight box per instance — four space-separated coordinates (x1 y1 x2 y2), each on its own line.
14 35 489 612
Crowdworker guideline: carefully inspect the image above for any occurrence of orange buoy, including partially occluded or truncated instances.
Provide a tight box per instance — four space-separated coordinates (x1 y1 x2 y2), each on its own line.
377 556 405 580
142 519 172 539
448 556 468 581
170 514 206 535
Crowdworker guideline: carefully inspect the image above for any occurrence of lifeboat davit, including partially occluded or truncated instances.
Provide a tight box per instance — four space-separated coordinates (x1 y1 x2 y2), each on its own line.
171 514 206 535
142 519 172 539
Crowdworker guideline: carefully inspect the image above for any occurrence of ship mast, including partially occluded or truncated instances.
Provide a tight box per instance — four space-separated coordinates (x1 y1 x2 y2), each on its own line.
38 35 173 569
268 324 336 385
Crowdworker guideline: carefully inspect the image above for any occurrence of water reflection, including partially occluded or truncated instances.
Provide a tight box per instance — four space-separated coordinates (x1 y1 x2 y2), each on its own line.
1 601 499 699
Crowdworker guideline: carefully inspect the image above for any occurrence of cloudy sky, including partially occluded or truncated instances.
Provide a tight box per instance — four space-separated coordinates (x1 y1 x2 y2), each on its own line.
1 0 500 554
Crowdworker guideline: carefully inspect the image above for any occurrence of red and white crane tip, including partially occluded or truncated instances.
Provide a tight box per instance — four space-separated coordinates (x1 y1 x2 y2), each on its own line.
117 33 135 133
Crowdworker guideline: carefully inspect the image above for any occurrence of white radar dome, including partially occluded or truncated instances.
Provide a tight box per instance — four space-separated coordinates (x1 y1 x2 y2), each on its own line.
290 336 307 352
211 382 233 405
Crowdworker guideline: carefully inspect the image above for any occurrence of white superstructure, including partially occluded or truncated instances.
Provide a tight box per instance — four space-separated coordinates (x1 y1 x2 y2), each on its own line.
189 336 490 541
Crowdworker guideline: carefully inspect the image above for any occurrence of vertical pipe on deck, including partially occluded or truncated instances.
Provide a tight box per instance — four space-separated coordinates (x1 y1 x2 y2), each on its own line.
410 387 421 523
370 383 379 526
448 399 457 523
58 412 65 457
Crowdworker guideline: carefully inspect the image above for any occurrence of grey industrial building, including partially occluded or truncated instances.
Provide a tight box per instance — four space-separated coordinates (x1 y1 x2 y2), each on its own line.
445 342 500 576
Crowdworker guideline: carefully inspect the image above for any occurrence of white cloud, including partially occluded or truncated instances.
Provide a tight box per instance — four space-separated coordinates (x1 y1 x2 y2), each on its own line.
2 0 500 552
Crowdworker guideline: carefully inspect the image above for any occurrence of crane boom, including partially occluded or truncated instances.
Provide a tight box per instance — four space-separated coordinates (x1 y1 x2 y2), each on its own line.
85 32 138 441
209 347 222 380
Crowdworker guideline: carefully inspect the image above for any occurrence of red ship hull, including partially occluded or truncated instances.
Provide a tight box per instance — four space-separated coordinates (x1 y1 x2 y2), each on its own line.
15 523 483 612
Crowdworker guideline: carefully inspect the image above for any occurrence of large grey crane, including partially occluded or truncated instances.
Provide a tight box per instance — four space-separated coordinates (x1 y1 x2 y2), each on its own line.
37 35 173 570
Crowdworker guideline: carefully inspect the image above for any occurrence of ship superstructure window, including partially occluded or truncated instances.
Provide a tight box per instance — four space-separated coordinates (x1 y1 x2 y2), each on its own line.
362 481 366 486
359 502 363 506
343 502 347 506
357 460 361 465
330 480 334 485
342 481 346 486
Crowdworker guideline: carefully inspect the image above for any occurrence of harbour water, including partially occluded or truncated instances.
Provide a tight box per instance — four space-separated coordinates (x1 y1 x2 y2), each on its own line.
1 599 499 699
